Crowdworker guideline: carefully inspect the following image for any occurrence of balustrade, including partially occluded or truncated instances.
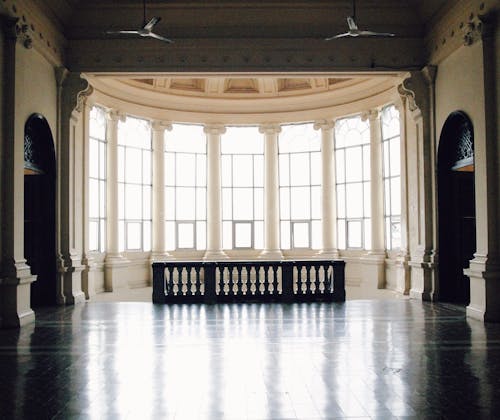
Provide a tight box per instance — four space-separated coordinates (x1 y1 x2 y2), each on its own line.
153 259 345 303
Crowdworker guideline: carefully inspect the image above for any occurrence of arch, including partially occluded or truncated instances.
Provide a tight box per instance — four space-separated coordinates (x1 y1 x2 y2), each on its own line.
24 114 57 307
437 111 475 304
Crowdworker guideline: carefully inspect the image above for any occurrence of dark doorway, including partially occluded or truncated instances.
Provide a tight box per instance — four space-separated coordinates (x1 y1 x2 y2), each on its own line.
437 112 475 305
24 114 57 307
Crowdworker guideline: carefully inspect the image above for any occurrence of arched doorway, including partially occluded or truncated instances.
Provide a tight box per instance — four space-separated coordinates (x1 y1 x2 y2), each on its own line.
437 112 475 305
24 114 57 307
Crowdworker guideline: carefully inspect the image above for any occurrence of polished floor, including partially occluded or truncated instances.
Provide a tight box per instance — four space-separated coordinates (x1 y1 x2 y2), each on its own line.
1 301 500 419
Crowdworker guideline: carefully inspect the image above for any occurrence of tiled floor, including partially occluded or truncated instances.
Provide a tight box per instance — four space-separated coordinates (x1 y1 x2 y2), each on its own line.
1 300 500 419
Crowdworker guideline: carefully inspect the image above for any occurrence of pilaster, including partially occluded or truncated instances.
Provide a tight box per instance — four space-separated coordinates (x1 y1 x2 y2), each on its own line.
314 120 339 259
259 124 283 260
203 124 228 260
151 120 172 261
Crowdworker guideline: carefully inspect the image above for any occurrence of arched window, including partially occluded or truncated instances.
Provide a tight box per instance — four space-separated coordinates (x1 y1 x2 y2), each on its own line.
279 123 321 249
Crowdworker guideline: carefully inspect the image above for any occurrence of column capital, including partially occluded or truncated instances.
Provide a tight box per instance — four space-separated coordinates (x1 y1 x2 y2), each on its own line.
204 124 226 135
361 109 380 122
313 120 335 131
259 124 282 135
151 120 172 132
106 109 126 123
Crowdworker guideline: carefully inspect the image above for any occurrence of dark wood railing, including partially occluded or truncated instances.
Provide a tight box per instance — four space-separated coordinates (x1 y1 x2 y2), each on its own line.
152 259 345 304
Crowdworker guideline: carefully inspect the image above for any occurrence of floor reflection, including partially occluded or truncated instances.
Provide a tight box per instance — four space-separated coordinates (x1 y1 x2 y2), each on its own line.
0 301 499 419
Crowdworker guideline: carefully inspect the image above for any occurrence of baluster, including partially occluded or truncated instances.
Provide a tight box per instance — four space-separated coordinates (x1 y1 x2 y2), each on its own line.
272 264 279 296
305 264 312 295
323 263 331 294
195 265 202 296
185 265 192 296
168 266 175 296
236 265 243 296
263 265 270 295
314 264 321 294
219 265 226 295
255 264 262 295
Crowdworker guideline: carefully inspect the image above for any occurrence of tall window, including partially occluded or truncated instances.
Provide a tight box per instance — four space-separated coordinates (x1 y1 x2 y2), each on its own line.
165 124 207 250
221 127 264 249
279 123 321 249
335 115 371 249
88 106 107 252
117 116 152 251
382 105 401 249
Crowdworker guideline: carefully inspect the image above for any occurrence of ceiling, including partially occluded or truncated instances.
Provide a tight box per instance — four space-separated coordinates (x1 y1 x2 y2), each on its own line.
42 0 450 40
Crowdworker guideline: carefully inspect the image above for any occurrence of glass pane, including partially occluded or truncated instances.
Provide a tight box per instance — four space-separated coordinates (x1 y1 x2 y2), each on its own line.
100 219 106 252
391 177 401 215
89 106 106 139
310 152 321 185
99 180 106 217
119 117 151 149
143 221 151 252
254 155 264 187
223 221 232 249
254 188 264 220
390 137 401 176
311 186 321 220
234 222 252 248
99 141 106 179
118 184 125 219
290 153 310 185
89 221 99 252
335 149 345 184
345 147 362 182
221 155 232 187
363 145 371 181
280 123 319 153
89 179 99 218
127 222 141 250
196 154 207 186
311 220 321 250
391 219 401 249
347 220 362 248
383 141 391 178
336 184 345 219
143 186 151 220
168 124 205 153
196 188 206 220
337 220 346 249
125 184 142 219
125 148 142 184
165 187 175 220
293 222 309 248
119 221 125 252
89 139 99 178
232 155 253 187
233 188 253 220
384 179 391 215
278 154 290 187
176 187 196 220
385 216 391 249
222 188 232 219
142 150 151 185
178 223 194 248
280 187 290 220
345 183 363 218
364 183 371 217
118 146 125 182
291 187 310 219
166 221 175 250
196 221 206 250
165 153 175 185
222 127 262 154
254 221 264 249
176 153 196 186
280 221 291 249
364 219 371 250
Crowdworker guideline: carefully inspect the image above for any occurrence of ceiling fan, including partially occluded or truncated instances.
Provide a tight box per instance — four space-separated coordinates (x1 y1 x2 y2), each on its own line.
106 0 173 43
325 0 395 40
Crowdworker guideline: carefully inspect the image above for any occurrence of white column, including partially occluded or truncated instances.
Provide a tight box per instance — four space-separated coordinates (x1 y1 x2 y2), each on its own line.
259 124 283 260
203 124 228 260
151 121 172 261
363 109 386 289
314 120 339 258
104 110 126 290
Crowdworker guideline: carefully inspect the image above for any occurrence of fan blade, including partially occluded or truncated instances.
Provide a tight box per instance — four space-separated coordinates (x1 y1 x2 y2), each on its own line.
144 16 161 31
147 32 174 43
106 30 141 35
325 32 351 40
347 16 358 31
358 30 395 37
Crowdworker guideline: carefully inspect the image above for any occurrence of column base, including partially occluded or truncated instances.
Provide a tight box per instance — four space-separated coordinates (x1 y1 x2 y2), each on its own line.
104 254 130 291
259 249 283 260
361 252 385 289
203 250 229 260
316 248 340 259
408 247 437 302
